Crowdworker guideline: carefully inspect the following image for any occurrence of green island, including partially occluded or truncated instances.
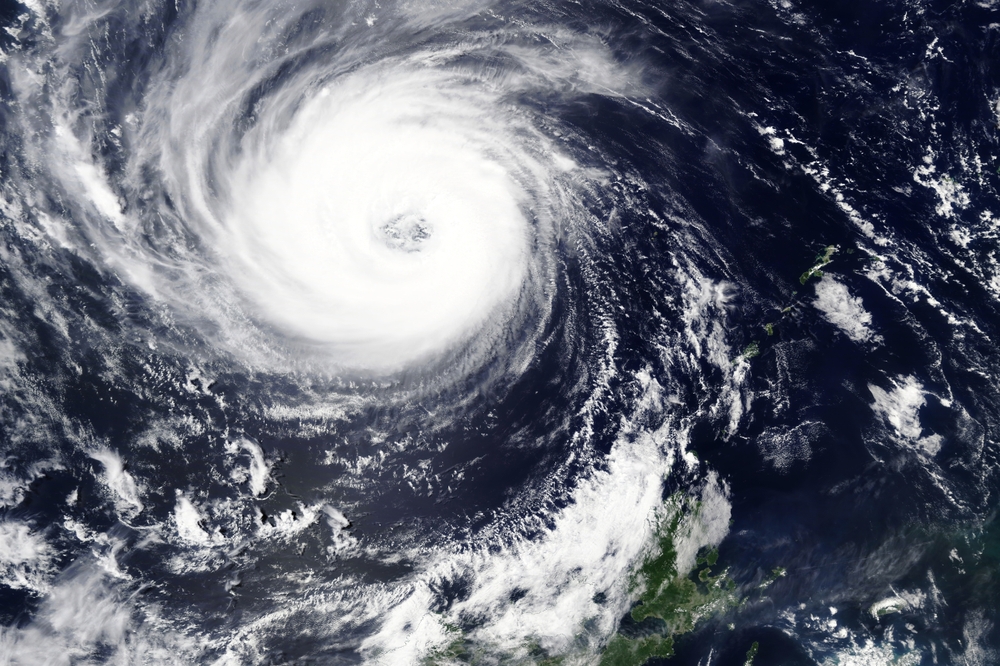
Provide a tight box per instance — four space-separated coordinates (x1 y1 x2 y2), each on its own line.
798 245 837 285
757 566 786 590
420 494 743 666
421 625 473 665
733 243 840 364
737 341 760 362
598 495 740 666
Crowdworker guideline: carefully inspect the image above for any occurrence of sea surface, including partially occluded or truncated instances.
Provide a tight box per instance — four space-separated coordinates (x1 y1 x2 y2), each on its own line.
0 0 999 664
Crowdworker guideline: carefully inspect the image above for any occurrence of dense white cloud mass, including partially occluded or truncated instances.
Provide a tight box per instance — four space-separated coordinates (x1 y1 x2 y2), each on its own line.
814 277 877 344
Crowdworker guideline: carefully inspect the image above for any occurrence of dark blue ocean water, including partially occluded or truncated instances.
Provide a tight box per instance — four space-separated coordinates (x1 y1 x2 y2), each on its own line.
0 0 998 663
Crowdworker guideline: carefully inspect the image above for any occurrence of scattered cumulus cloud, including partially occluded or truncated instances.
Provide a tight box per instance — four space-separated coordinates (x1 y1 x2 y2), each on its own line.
0 520 53 592
814 277 878 343
91 449 144 514
869 376 943 456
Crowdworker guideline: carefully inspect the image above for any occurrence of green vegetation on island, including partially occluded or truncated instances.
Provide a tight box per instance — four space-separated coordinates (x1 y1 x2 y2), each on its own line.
599 495 740 666
419 489 799 666
757 566 787 591
738 341 760 362
733 243 841 364
600 634 676 666
419 494 789 666
798 245 837 285
421 625 472 665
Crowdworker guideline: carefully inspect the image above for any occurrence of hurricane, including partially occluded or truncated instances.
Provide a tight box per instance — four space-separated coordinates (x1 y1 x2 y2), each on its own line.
1 0 999 664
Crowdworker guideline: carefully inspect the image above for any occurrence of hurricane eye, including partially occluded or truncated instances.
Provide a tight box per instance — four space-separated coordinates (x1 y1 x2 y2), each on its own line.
377 213 432 252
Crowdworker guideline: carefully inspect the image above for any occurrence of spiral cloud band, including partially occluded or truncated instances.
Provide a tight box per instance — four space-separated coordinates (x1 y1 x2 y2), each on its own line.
211 66 534 370
2 0 997 663
0 0 703 661
79 8 611 376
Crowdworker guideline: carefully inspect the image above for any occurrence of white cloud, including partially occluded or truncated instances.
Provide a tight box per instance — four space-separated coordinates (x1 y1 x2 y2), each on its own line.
0 520 53 592
0 564 203 664
91 449 144 513
241 440 269 497
172 493 217 545
814 277 878 343
869 376 942 456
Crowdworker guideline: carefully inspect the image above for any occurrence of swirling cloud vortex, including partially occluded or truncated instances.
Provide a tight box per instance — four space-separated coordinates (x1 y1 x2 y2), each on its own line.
210 67 534 371
212 71 530 369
